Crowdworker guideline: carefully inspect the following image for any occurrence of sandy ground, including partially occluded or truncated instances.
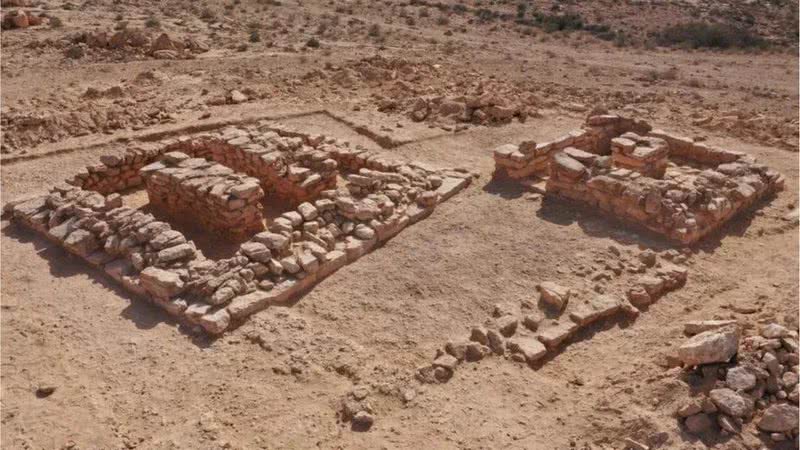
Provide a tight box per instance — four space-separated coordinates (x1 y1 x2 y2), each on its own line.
1 1 798 449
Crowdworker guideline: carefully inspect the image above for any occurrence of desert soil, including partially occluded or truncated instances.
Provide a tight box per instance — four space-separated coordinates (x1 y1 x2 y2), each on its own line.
1 1 798 449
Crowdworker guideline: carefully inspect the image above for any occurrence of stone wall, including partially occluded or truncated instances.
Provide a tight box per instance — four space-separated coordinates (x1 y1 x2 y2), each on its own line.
140 151 265 237
8 124 475 335
492 114 652 179
70 142 165 194
490 113 784 244
546 129 784 244
162 128 339 206
610 133 668 178
5 184 205 318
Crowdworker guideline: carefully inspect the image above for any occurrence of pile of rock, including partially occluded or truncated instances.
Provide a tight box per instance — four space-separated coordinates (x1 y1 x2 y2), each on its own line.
140 152 265 238
1 9 43 29
493 114 653 181
69 143 162 194
404 94 529 125
69 30 207 60
338 386 375 431
148 32 208 59
548 148 783 244
316 56 537 128
674 323 799 444
611 133 669 178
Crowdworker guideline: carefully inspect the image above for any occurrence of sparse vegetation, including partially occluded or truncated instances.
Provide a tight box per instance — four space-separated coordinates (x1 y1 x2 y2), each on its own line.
249 30 261 43
655 22 766 49
50 16 63 28
367 23 381 37
535 12 583 33
306 37 320 48
145 16 160 28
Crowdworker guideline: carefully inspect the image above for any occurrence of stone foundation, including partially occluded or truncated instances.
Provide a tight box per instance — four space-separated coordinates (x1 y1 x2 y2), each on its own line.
7 123 474 335
493 114 784 244
140 151 265 238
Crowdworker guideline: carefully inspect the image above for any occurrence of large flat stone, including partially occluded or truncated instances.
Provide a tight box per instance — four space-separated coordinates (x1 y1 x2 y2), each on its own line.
436 176 470 202
507 337 548 363
569 295 621 326
538 322 580 349
139 266 185 299
678 326 740 366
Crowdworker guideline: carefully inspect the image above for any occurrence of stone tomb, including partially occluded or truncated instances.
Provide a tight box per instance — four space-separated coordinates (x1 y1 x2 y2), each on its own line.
6 123 474 335
493 114 784 244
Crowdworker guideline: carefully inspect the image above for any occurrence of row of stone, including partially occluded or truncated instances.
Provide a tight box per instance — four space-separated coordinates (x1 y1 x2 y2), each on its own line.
195 164 471 331
492 113 758 184
492 113 653 180
165 128 339 206
546 142 783 243
419 262 687 383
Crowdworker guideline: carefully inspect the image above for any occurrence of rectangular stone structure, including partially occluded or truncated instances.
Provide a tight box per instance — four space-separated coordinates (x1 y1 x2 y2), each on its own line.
140 151 265 238
7 123 474 336
492 113 784 244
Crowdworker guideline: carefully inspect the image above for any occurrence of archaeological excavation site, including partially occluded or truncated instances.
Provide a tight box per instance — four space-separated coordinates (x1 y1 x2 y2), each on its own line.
1 1 798 449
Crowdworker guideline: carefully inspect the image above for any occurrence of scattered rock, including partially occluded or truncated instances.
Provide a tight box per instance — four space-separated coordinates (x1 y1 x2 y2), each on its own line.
496 315 518 337
352 411 374 430
229 90 248 104
35 384 56 398
537 281 570 311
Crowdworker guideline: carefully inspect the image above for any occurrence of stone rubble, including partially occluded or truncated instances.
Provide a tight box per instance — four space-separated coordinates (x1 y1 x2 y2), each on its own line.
674 322 799 444
1 9 43 29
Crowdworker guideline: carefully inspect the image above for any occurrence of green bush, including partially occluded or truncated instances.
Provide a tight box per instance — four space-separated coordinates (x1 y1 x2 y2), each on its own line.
655 22 765 49
306 37 320 48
